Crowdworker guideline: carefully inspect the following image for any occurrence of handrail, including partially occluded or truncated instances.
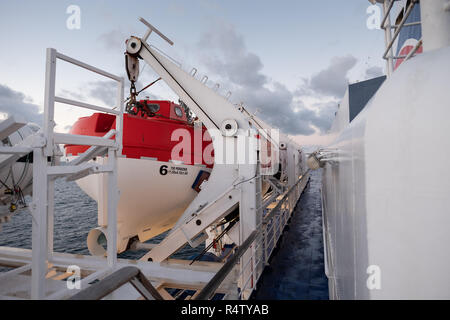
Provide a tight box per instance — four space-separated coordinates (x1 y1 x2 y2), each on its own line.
193 170 309 300
55 51 122 82
382 0 419 60
404 38 423 61
194 230 258 300
391 21 421 29
380 0 395 30
54 96 121 115
263 170 309 223
69 266 163 300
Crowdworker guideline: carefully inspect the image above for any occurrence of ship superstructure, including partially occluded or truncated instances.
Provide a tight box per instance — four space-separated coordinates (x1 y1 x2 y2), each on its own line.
309 0 450 299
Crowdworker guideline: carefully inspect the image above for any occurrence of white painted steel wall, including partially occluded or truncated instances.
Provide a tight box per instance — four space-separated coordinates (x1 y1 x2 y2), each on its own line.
322 45 450 299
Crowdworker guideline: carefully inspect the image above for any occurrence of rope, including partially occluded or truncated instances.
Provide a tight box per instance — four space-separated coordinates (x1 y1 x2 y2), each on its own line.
190 217 238 265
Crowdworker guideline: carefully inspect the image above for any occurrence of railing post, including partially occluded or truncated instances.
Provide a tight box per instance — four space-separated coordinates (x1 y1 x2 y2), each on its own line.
278 209 283 239
116 77 124 156
263 224 268 265
382 1 395 76
31 144 48 299
30 48 57 299
47 175 55 259
107 148 118 267
43 48 56 157
272 215 277 249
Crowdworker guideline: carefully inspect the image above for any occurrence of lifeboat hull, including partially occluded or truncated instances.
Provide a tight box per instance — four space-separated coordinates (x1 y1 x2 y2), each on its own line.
76 157 210 253
65 100 213 255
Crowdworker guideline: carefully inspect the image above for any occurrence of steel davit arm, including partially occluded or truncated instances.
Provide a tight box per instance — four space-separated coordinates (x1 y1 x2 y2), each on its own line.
125 26 249 133
125 19 258 262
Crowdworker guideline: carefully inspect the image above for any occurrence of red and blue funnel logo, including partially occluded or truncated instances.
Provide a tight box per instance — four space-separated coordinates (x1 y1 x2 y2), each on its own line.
394 2 422 69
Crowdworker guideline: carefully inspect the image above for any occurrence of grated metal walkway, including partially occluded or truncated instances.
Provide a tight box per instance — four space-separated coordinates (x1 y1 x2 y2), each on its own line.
251 169 329 300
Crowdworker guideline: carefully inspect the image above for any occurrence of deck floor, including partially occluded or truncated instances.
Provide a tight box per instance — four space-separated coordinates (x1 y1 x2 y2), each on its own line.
252 169 329 300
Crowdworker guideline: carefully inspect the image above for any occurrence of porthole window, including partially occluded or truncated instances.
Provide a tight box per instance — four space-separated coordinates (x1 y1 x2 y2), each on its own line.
174 106 183 117
148 103 160 113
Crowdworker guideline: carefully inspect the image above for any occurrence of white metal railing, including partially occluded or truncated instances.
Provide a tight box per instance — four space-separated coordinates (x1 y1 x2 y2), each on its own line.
190 171 308 300
236 171 310 299
29 48 124 299
47 49 124 154
381 0 420 76
68 266 163 300
238 233 264 299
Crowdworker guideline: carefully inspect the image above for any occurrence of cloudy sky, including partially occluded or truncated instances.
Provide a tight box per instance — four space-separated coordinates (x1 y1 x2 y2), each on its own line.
0 0 386 146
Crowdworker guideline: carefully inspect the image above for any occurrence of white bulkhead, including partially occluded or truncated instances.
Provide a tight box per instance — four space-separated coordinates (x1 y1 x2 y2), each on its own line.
322 45 450 299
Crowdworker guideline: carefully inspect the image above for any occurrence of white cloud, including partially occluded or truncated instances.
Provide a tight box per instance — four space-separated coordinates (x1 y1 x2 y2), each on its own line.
0 84 42 124
307 55 357 98
365 65 384 79
194 23 349 136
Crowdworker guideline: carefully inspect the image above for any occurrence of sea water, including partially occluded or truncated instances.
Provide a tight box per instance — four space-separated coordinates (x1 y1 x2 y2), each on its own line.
0 178 203 261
